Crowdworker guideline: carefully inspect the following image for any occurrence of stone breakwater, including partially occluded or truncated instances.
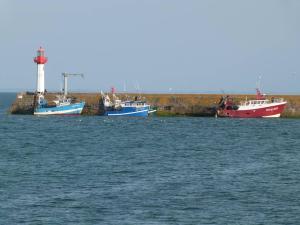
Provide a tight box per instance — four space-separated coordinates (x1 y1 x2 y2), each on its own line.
9 92 300 118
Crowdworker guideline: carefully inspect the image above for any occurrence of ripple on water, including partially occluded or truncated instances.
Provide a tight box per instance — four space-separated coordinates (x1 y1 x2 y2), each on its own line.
0 97 300 224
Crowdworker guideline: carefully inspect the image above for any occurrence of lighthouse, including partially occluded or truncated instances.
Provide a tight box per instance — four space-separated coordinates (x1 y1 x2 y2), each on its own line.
33 47 48 94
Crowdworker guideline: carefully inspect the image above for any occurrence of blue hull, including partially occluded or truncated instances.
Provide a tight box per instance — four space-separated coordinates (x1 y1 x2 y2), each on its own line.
34 102 85 115
105 106 149 117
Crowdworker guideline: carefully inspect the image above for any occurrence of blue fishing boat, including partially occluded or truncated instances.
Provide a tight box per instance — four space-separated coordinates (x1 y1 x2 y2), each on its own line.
105 101 151 116
34 71 85 115
101 92 156 117
34 95 85 115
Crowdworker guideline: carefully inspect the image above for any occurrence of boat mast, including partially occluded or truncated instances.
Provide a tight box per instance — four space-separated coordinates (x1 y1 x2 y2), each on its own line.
255 76 265 100
256 76 262 91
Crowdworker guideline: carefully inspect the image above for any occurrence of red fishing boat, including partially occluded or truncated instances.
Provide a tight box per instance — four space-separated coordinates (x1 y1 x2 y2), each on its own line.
217 89 287 118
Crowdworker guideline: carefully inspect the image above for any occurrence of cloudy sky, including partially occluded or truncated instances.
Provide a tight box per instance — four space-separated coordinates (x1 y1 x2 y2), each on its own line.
0 0 299 93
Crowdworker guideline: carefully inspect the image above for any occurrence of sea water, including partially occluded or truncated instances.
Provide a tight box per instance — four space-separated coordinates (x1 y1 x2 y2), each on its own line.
0 93 300 224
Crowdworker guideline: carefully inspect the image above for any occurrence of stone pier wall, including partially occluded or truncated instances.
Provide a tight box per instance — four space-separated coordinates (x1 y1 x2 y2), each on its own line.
9 92 300 118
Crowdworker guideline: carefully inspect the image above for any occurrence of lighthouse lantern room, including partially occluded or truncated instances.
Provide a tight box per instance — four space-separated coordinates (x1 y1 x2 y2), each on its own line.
33 47 48 94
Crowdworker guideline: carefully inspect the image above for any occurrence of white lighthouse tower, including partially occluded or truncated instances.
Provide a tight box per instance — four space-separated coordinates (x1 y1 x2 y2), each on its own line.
33 47 48 94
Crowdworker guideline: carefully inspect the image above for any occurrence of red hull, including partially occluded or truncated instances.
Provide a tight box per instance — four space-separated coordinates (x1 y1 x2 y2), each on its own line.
217 102 286 118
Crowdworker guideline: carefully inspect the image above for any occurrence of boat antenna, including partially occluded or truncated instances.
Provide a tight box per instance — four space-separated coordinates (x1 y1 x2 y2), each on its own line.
134 81 142 98
256 76 262 90
138 82 142 98
123 81 126 93
255 76 265 100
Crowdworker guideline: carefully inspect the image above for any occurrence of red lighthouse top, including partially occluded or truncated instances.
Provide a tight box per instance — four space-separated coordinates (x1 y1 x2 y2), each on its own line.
34 47 48 64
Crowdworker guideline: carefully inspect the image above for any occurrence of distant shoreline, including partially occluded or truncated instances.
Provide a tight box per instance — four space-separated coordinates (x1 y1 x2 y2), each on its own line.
1 91 300 95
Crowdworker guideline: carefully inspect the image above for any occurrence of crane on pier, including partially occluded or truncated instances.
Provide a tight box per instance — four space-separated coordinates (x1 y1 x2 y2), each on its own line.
62 72 84 96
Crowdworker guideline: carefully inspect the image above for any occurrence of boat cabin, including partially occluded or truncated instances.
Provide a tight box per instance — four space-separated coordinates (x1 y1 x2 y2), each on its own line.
241 97 284 106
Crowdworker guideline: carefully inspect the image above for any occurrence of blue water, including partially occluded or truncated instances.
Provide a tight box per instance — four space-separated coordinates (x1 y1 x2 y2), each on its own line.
1 93 300 224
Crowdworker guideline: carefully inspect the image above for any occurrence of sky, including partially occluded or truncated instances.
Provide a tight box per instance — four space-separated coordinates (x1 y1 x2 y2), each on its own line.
0 0 299 94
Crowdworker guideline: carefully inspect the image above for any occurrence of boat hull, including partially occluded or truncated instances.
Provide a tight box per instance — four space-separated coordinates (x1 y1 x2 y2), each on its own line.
34 102 85 115
217 102 286 118
104 106 150 117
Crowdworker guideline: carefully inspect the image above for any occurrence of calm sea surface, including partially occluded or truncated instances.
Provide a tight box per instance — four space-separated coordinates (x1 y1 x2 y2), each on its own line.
0 93 300 224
